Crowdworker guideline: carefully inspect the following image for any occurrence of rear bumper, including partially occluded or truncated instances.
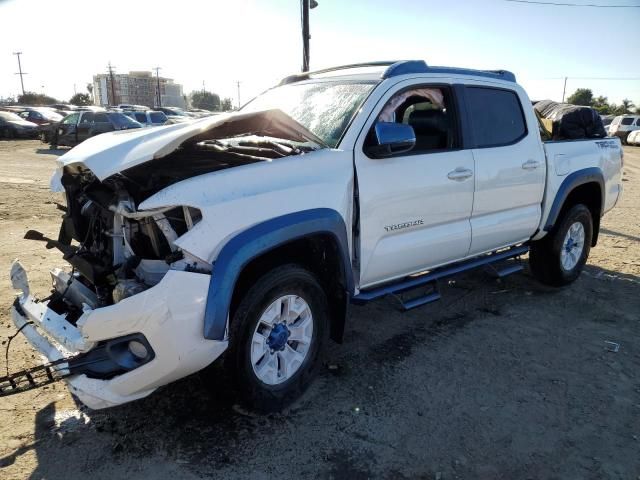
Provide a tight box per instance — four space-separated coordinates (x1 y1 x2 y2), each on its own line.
10 262 227 409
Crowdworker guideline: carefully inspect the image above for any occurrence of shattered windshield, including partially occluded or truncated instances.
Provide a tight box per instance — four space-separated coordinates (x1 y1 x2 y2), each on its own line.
241 81 376 148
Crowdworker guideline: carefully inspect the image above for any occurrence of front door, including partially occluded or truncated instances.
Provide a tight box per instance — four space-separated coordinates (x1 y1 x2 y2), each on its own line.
355 81 474 288
56 113 80 146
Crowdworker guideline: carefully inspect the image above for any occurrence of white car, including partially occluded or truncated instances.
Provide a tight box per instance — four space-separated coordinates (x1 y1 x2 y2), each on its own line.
5 60 623 412
609 114 640 144
627 129 640 146
123 110 168 127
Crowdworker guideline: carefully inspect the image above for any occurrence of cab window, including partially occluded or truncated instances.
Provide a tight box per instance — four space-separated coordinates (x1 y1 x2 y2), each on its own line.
62 113 80 125
93 113 109 123
365 86 460 153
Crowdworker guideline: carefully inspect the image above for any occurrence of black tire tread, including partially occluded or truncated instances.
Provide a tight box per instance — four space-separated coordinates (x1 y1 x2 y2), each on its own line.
225 264 329 412
530 204 592 286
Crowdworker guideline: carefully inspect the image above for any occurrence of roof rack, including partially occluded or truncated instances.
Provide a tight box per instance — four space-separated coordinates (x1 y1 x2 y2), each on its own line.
278 60 516 85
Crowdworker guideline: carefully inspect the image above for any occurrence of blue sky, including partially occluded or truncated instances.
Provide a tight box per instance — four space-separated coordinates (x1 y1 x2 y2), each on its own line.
1 0 638 106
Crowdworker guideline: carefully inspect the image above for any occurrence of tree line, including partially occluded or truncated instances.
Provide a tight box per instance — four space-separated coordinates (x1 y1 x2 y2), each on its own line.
566 88 637 116
189 90 234 111
10 86 235 112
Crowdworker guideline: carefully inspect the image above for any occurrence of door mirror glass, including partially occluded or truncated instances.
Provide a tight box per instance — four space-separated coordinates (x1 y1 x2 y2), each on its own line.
365 122 416 158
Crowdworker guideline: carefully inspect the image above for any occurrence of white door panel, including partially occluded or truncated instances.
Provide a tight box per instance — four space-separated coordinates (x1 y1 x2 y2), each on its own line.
470 204 541 254
469 145 545 253
357 149 474 288
464 85 546 255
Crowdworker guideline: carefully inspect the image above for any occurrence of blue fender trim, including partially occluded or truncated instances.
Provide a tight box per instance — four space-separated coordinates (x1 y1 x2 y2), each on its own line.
544 167 605 232
203 208 354 340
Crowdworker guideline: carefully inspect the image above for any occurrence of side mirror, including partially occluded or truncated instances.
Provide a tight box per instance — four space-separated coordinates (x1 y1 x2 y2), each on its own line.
365 122 416 158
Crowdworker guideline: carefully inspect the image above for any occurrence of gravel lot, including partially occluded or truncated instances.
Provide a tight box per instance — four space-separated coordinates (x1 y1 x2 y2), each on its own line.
0 140 639 480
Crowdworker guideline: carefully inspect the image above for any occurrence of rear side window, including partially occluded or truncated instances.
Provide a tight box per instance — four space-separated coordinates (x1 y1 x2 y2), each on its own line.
94 113 109 123
134 113 146 123
621 117 634 125
109 112 140 128
149 112 166 123
79 113 94 124
465 87 526 148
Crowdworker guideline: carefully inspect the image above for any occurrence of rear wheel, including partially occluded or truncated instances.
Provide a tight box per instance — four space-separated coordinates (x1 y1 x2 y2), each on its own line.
226 264 329 412
529 204 593 286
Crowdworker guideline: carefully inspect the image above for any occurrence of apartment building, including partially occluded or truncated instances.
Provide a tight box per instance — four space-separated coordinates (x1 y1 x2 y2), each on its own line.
93 71 186 108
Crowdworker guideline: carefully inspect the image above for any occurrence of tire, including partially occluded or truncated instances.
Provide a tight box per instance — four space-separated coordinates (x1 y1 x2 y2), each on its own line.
529 204 593 286
226 264 329 412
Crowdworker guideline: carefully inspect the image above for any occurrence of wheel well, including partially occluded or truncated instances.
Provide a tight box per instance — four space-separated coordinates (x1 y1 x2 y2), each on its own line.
558 182 602 246
230 234 350 343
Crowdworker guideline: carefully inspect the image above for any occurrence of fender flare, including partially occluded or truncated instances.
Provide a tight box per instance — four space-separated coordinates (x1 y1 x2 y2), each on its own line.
543 167 605 232
203 208 354 340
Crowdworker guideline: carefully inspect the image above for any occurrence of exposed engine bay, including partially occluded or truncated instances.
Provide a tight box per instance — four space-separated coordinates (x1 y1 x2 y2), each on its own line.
31 127 316 320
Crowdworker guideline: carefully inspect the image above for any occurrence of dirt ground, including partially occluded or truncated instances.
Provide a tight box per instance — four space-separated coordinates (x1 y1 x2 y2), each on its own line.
0 139 638 480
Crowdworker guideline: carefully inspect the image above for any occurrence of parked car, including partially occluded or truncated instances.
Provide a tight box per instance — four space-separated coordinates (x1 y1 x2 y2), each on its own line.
117 104 148 111
6 60 623 412
608 114 640 144
188 108 218 118
599 114 614 135
0 111 39 138
18 108 63 126
47 111 142 148
155 106 194 123
627 129 640 146
123 110 168 127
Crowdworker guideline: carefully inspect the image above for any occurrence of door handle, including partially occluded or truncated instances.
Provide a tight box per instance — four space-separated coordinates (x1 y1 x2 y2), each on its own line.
447 168 473 181
522 159 541 170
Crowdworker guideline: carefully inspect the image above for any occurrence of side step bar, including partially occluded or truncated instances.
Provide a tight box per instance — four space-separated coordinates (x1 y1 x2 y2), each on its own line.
352 245 529 310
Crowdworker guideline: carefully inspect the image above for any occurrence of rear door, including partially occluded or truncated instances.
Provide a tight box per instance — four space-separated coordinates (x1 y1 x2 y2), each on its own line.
463 85 546 255
91 112 113 137
355 79 475 288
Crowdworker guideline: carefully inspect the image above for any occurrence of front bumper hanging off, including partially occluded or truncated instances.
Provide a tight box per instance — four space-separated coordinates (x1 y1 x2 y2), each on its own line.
3 260 228 409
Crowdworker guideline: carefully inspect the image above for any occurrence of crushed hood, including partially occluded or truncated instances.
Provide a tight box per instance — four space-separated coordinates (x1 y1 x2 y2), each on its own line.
55 109 326 181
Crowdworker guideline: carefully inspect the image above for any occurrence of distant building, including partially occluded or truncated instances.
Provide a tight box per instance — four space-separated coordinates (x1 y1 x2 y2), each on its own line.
92 71 186 109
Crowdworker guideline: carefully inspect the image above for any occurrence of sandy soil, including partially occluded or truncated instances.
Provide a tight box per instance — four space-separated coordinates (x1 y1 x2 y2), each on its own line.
0 140 638 480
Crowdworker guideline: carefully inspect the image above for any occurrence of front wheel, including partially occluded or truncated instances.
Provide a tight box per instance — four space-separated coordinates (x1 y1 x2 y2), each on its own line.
226 264 329 412
529 204 593 286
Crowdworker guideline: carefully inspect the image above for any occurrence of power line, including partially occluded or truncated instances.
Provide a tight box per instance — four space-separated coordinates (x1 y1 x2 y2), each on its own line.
505 0 640 7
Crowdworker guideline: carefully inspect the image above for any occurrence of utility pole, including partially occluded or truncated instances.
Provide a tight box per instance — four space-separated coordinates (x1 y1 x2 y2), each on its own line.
300 0 318 72
13 52 27 96
107 62 117 106
236 80 241 109
154 67 162 107
562 76 568 103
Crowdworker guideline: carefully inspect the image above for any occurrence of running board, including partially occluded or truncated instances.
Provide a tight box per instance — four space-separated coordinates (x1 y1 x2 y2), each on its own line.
352 245 528 309
495 264 524 278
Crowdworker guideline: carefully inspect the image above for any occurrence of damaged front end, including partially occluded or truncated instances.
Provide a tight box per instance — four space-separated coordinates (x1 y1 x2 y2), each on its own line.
4 108 322 408
6 169 223 408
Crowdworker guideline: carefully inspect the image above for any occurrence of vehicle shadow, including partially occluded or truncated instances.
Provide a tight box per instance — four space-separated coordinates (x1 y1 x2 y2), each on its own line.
5 262 640 478
35 148 66 156
600 227 640 243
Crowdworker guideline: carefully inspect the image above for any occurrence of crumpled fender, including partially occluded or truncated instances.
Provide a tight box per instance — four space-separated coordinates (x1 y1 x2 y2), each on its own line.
203 208 353 340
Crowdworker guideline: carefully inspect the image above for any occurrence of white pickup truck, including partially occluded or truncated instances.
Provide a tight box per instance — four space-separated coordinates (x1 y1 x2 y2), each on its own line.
5 60 623 411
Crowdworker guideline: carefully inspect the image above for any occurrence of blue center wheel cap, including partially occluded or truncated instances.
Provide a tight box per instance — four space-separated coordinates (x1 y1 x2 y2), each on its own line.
267 323 290 351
